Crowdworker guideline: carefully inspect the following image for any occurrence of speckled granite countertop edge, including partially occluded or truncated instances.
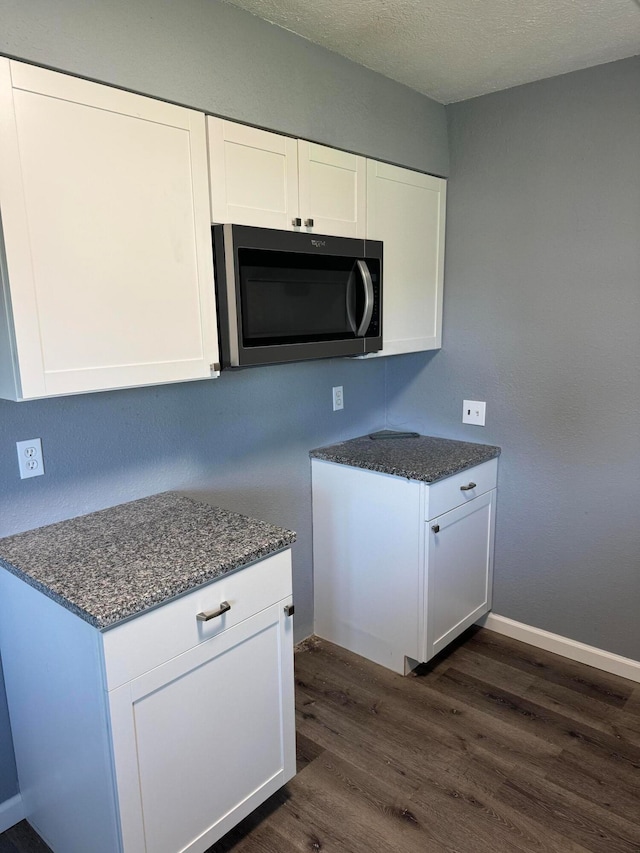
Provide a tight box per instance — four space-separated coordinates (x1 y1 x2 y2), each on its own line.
0 543 295 631
0 492 296 630
310 432 501 484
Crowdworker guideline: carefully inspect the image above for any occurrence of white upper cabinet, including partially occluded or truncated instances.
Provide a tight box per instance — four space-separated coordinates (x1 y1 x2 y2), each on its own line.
297 140 366 238
0 59 219 401
208 119 299 230
207 118 366 238
366 161 446 356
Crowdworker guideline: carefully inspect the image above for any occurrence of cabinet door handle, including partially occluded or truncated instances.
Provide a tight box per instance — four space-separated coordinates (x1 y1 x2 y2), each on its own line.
431 524 440 533
304 218 314 227
284 604 295 617
196 601 231 622
292 217 302 227
460 482 477 491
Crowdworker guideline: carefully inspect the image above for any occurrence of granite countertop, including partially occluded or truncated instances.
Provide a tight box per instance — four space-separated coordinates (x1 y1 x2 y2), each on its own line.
0 492 296 630
310 431 500 483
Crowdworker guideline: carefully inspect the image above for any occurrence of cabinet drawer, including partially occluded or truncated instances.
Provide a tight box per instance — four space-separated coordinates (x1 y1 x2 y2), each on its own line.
425 458 498 520
102 549 292 690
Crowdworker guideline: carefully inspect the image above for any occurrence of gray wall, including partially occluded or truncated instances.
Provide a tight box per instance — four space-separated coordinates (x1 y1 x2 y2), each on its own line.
0 0 447 806
387 57 640 661
0 0 448 177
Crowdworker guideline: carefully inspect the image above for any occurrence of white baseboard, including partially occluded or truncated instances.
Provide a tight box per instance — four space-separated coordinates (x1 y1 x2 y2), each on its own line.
0 793 24 833
477 613 640 684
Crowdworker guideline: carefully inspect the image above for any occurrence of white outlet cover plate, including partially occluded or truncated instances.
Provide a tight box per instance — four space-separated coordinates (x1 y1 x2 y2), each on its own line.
332 386 344 411
16 437 45 479
462 400 486 426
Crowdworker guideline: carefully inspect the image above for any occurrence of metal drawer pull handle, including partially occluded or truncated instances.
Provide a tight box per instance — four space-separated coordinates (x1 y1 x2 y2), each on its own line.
460 482 477 491
196 601 231 622
284 604 295 617
431 524 440 533
292 217 302 227
304 218 314 227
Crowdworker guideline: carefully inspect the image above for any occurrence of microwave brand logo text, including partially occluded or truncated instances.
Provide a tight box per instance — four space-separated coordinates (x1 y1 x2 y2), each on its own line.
311 239 326 248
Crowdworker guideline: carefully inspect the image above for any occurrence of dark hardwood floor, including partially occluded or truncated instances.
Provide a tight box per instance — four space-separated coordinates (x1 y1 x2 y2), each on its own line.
3 627 639 852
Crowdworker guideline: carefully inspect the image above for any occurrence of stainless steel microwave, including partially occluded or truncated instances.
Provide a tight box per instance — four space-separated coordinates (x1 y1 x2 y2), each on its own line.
212 224 382 368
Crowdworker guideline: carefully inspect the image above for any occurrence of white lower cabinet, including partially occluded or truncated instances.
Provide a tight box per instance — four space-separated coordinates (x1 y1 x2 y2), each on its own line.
312 459 496 675
0 551 295 853
110 601 295 853
426 489 496 659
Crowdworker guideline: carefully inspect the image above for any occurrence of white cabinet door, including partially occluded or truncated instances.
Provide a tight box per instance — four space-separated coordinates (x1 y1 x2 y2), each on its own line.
297 141 366 238
109 602 296 853
425 489 496 660
207 120 366 238
208 118 299 229
366 161 446 356
0 59 218 400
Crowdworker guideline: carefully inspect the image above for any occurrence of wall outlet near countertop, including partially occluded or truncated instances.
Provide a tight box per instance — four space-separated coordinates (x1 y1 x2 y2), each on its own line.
462 400 486 426
332 386 344 411
16 437 45 478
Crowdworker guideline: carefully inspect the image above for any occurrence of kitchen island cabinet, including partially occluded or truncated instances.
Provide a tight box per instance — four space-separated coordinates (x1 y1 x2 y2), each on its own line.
0 494 296 853
311 434 498 674
0 59 218 400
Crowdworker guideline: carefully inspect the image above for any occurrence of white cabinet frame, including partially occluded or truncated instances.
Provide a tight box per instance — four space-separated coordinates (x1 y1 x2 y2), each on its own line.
109 603 295 853
366 161 446 356
0 59 218 400
312 458 497 675
0 551 295 853
207 118 366 238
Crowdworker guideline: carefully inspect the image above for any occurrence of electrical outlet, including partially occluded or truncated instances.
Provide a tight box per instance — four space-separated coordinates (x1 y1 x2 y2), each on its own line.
16 438 45 479
332 386 344 411
462 400 486 426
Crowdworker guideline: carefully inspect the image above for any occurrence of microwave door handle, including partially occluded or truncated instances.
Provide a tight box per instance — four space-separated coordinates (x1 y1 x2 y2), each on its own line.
346 270 358 334
356 260 374 336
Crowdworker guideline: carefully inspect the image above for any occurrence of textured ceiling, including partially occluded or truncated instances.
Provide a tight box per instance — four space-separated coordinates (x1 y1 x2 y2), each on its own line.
222 0 640 103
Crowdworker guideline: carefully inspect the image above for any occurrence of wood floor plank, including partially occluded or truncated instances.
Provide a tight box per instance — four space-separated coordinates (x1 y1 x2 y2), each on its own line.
465 629 635 708
544 746 640 827
2 628 638 853
433 641 538 695
0 823 49 853
206 789 296 852
295 678 442 797
404 756 591 853
623 686 640 717
432 665 640 766
497 772 640 853
207 814 299 853
255 750 452 853
406 711 640 853
295 730 325 773
450 644 640 744
303 637 562 779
